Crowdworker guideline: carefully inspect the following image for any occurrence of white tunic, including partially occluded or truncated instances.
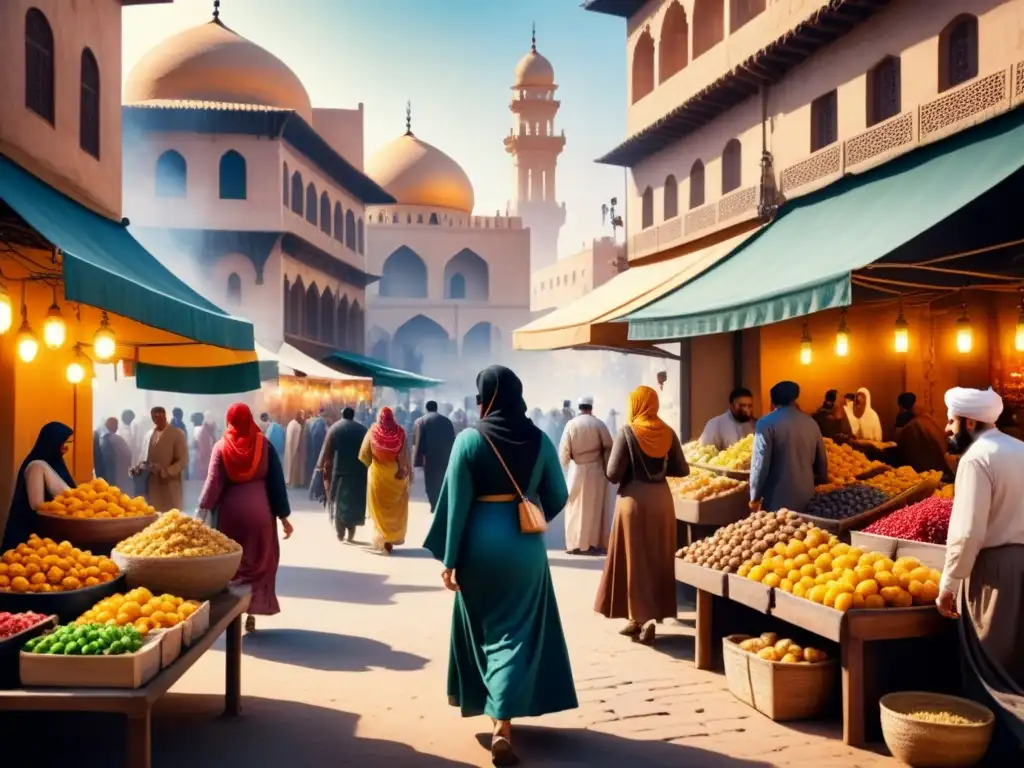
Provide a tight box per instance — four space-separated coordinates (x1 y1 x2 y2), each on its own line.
699 411 755 450
940 429 1024 595
558 413 614 552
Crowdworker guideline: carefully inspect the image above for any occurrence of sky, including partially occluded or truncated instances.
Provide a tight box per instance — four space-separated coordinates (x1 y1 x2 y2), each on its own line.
121 0 629 259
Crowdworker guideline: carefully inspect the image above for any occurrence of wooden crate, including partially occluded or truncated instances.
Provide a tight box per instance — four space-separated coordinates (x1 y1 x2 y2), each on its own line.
151 622 183 669
796 479 940 535
726 573 772 614
0 615 57 689
19 633 163 689
674 560 728 597
849 531 947 570
182 601 211 647
674 486 750 526
771 589 943 644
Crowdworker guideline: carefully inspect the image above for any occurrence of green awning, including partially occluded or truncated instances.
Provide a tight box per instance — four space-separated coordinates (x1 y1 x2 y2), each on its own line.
135 361 262 395
0 154 254 351
626 109 1024 341
322 351 442 391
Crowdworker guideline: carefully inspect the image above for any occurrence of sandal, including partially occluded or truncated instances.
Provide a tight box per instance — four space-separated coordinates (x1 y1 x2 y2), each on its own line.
244 615 256 633
490 723 518 767
619 620 641 636
635 622 656 645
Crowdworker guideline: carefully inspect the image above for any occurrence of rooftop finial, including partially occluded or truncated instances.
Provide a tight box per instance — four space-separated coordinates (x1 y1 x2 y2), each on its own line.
213 0 220 21
405 100 412 136
531 22 536 52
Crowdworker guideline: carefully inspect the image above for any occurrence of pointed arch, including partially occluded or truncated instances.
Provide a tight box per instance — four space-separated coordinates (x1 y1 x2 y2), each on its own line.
290 171 303 215
444 249 489 300
688 160 705 210
320 287 335 345
393 314 451 375
429 212 439 225
345 209 356 250
305 282 320 338
80 48 101 158
463 322 494 360
218 150 247 200
282 163 290 207
693 0 725 60
288 276 305 336
305 183 318 225
663 175 678 220
319 192 331 234
722 139 741 194
336 295 349 350
380 246 428 298
659 2 688 83
349 300 364 354
155 150 187 198
631 29 655 104
226 272 242 305
333 202 343 242
641 186 654 229
25 8 55 124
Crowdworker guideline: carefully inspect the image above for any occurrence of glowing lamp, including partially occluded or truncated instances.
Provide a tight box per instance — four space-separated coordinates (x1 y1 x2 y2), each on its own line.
1016 296 1024 352
0 285 12 334
893 311 909 354
43 302 66 349
16 320 38 363
66 361 85 384
956 312 973 354
834 312 850 357
92 312 116 360
799 322 812 365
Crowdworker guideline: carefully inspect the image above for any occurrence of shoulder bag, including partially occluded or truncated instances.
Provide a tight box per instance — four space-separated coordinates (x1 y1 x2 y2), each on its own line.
479 433 547 534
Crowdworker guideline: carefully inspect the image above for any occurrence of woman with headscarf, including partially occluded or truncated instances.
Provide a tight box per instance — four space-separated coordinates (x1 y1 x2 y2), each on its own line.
194 411 217 485
197 403 293 633
595 385 688 645
2 423 75 551
848 387 883 442
359 407 411 554
424 366 576 765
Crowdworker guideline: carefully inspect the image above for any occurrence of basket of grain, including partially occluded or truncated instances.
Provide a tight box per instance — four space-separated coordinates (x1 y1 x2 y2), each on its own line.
723 634 836 721
880 691 994 767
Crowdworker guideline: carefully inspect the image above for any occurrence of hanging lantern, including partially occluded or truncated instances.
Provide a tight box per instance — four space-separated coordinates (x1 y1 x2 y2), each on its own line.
893 309 909 354
0 284 12 335
799 322 812 365
955 304 972 354
1016 291 1024 353
92 311 116 360
43 289 66 350
16 318 38 363
66 361 85 384
834 310 850 357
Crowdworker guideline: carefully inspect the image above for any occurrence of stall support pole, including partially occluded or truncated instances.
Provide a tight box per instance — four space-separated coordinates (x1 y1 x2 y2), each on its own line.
694 589 714 670
72 383 78 478
678 340 691 441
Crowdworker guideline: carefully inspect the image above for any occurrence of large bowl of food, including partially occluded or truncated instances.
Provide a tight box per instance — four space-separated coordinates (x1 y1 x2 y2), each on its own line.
880 691 994 767
34 478 157 547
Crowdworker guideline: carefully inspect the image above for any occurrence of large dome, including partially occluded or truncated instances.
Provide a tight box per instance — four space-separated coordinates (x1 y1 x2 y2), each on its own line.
366 133 475 214
124 20 313 121
514 49 554 87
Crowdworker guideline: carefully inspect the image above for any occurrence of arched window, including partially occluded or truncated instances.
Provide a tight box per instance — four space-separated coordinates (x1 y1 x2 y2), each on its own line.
80 49 100 158
282 163 290 207
664 175 678 220
290 171 303 215
305 283 320 338
320 288 335 345
722 139 741 194
226 273 241 305
689 160 705 210
867 56 902 127
25 9 54 124
336 296 349 350
417 214 424 224
449 274 467 300
641 186 654 229
380 246 428 298
333 202 343 242
305 183 317 225
155 150 187 198
345 210 356 250
730 0 765 33
939 15 978 92
429 212 439 225
319 192 331 235
287 277 304 336
811 90 838 152
218 150 246 200
659 2 688 83
357 218 365 254
631 30 655 104
692 0 725 60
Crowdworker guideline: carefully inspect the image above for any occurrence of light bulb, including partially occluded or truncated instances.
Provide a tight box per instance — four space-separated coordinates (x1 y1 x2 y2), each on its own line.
16 321 38 363
835 330 849 357
1016 316 1024 353
0 287 12 334
43 304 66 349
799 342 812 366
893 312 909 354
66 361 85 384
956 319 973 354
93 313 116 360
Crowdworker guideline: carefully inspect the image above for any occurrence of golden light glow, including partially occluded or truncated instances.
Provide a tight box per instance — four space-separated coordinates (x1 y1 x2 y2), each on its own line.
799 322 812 365
16 321 38 363
1016 317 1024 353
43 303 66 349
893 311 909 354
835 311 849 357
0 286 12 334
66 361 85 384
93 312 116 360
956 305 972 354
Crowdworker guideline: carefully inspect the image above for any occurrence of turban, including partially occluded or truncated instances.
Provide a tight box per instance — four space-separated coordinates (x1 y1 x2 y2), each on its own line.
770 380 800 406
578 396 594 407
944 387 1004 425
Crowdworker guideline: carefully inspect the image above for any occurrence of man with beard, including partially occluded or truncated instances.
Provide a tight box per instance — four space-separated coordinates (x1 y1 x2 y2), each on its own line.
699 388 756 450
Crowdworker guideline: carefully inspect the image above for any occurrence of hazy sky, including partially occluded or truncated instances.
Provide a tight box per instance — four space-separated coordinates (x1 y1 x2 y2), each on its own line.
121 0 628 259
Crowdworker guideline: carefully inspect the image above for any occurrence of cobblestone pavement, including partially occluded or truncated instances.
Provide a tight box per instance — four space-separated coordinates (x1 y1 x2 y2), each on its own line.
15 489 902 767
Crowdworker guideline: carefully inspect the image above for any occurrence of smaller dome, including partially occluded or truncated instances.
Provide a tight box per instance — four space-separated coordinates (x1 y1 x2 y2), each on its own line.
514 49 555 87
366 132 475 214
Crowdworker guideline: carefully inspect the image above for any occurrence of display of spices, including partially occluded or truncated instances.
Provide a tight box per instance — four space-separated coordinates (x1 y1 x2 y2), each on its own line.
862 497 953 545
803 485 888 521
0 612 49 639
863 466 941 498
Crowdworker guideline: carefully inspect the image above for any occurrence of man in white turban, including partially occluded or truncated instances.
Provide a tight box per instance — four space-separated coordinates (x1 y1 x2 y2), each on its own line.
558 396 614 555
937 386 1024 694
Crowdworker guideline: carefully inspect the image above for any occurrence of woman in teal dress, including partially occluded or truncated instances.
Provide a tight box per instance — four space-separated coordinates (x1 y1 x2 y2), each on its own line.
424 365 577 766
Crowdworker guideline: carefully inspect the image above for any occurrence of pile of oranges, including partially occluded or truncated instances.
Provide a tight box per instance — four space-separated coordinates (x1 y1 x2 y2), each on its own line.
37 477 155 519
76 587 200 636
0 535 119 593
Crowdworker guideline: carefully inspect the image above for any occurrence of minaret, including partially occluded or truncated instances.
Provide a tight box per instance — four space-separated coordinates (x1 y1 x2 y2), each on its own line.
504 25 566 273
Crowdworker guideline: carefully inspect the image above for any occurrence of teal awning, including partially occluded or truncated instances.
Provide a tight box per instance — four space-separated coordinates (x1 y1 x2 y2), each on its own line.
135 361 262 395
322 351 442 391
626 109 1024 341
0 155 254 351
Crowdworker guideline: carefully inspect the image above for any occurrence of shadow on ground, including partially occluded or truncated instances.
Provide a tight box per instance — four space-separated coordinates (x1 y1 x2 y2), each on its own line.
548 554 608 572
474 724 776 767
276 565 441 605
5 694 475 768
233 628 428 672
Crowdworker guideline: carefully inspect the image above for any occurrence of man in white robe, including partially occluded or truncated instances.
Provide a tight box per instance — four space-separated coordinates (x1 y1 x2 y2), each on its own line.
558 396 614 555
284 410 308 488
699 387 756 449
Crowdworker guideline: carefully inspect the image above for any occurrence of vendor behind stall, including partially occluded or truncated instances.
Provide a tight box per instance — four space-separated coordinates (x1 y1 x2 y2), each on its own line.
813 389 854 441
1 422 74 550
861 392 951 478
698 387 755 450
750 381 828 513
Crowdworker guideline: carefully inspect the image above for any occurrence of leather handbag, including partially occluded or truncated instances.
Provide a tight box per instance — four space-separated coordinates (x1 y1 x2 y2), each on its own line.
480 433 547 534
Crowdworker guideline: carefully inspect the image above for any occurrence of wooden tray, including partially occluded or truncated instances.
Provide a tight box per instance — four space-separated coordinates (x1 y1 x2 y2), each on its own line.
674 560 727 597
795 479 940 534
151 622 183 669
0 615 57 689
182 601 211 647
849 531 947 570
673 486 750 526
726 573 772 614
771 589 945 643
19 632 163 689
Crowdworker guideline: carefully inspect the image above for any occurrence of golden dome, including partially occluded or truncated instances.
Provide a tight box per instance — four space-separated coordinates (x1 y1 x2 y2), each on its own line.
366 132 475 214
124 20 313 122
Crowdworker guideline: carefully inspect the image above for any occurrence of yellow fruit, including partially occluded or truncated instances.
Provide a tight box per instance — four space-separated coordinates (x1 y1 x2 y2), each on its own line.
851 593 866 609
814 553 834 570
737 563 751 578
855 579 879 597
855 566 875 582
748 565 766 582
763 572 781 589
793 554 811 568
799 576 816 590
773 566 788 579
780 578 794 593
814 574 830 586
783 558 795 571
875 570 898 588
758 647 780 662
840 572 859 589
834 592 855 612
773 543 787 556
793 583 807 598
179 603 197 617
787 569 802 583
909 566 931 583
919 581 940 603
10 576 29 592
799 564 816 578
808 585 828 604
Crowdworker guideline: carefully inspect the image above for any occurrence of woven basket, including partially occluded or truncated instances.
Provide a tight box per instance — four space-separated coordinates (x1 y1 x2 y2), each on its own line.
34 512 157 548
880 691 994 767
111 550 242 600
723 634 836 721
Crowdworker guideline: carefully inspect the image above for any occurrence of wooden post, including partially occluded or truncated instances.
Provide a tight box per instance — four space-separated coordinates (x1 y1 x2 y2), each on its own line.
225 614 242 717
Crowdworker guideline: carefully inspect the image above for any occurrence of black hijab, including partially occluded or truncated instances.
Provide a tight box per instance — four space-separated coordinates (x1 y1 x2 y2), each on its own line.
2 422 75 550
474 365 542 491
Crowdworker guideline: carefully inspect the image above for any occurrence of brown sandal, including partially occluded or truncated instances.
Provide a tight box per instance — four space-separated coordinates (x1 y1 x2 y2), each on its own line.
635 622 656 645
619 620 641 636
490 723 518 766
244 615 256 633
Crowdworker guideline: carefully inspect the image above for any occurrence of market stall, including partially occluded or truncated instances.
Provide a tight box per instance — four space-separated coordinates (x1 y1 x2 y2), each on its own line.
259 342 372 422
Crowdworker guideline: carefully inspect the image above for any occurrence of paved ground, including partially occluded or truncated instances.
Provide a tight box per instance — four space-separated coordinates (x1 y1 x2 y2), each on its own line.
11 488 902 767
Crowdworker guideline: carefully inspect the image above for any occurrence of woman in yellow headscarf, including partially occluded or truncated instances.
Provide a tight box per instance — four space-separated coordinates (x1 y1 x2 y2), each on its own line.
595 385 688 644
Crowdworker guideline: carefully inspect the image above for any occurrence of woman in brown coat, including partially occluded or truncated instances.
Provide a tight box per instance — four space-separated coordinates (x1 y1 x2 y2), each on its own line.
595 385 688 644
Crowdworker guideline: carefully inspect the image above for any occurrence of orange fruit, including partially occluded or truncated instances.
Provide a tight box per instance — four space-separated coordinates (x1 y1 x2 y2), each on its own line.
10 576 30 593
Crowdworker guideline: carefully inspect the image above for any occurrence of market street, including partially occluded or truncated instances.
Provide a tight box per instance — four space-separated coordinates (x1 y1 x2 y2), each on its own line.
10 487 900 768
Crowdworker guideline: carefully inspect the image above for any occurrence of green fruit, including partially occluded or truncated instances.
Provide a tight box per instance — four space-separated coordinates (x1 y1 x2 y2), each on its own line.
109 640 125 655
49 643 65 655
64 642 81 655
127 639 142 653
82 642 98 655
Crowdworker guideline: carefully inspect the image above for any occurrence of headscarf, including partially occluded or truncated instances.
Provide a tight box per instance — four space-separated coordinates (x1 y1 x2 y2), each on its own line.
628 386 673 458
945 386 1004 425
851 387 883 441
370 407 405 458
474 365 543 491
220 403 265 483
2 422 75 550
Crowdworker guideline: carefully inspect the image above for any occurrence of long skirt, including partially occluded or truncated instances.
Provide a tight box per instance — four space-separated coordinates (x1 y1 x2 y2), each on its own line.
594 480 677 625
329 470 367 534
959 544 1024 755
216 485 281 616
367 459 409 548
448 501 578 720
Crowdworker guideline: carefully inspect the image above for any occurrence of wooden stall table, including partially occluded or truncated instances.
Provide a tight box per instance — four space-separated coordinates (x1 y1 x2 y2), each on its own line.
0 585 251 768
